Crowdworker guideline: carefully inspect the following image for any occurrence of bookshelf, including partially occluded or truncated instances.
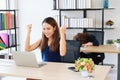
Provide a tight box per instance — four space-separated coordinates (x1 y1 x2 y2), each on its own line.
0 0 18 59
53 0 114 44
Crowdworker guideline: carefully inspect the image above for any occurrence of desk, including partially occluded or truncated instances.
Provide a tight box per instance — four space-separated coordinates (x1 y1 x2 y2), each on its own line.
0 59 110 80
81 45 120 80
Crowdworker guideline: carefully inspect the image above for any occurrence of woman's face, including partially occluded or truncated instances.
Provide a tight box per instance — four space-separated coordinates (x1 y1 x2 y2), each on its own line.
42 22 55 39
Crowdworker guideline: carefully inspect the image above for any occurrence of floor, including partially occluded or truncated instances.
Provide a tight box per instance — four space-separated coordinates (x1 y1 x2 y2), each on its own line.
1 67 117 80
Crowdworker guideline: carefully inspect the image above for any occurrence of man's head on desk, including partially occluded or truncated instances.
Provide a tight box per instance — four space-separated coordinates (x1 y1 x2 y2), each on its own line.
73 33 99 47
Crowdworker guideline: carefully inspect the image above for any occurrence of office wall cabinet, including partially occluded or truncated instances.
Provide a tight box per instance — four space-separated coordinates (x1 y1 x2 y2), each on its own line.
0 10 18 50
0 0 18 59
53 0 114 44
0 10 18 58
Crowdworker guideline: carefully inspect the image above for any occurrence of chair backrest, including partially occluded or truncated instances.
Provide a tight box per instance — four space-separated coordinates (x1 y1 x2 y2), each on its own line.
61 40 81 63
84 30 105 64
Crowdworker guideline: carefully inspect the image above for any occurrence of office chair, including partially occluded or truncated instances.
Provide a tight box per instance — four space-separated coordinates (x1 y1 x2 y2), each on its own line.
61 40 81 63
84 30 105 65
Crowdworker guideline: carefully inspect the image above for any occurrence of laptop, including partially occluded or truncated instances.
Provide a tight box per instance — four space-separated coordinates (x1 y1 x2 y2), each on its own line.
11 51 46 68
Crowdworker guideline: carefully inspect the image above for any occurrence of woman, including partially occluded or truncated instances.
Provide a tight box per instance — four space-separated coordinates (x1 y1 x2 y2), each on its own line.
73 33 104 65
25 17 66 80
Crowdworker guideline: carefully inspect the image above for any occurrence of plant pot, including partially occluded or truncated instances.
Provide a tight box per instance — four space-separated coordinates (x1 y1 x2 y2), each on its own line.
106 25 112 28
114 43 120 48
81 70 89 78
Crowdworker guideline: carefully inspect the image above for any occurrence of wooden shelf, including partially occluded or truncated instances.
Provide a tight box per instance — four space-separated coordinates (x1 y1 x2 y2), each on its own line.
66 27 114 29
53 8 115 11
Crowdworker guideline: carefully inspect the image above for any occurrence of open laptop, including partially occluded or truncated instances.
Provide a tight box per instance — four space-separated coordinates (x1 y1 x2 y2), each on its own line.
11 51 46 68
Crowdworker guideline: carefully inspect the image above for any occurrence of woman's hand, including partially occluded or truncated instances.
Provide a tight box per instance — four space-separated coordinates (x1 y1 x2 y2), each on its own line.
27 24 32 34
60 25 66 35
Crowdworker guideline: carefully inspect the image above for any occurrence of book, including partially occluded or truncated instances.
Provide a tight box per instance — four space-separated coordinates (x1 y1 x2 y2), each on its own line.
0 36 5 44
103 0 109 8
11 14 14 29
0 36 6 50
53 0 56 9
6 13 9 29
0 43 6 50
8 34 15 47
0 13 2 30
8 13 12 29
1 13 4 30
3 13 6 30
0 33 8 47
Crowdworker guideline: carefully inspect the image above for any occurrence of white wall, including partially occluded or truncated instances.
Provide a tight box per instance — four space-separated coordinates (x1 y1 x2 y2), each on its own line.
18 0 56 61
18 0 120 66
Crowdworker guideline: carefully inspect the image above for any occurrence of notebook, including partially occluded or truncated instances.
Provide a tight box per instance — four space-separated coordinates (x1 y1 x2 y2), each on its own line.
11 51 46 68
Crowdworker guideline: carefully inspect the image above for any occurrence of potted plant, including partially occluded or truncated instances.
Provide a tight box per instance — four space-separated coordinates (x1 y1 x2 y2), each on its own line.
106 39 120 48
74 58 95 77
105 20 114 28
106 39 114 45
113 39 120 48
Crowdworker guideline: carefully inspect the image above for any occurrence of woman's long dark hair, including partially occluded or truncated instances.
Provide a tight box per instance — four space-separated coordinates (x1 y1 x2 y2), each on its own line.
40 17 60 52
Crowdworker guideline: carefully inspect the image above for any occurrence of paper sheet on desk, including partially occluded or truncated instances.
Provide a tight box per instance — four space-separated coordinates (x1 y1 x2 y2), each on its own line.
80 47 87 50
80 47 91 54
0 59 15 66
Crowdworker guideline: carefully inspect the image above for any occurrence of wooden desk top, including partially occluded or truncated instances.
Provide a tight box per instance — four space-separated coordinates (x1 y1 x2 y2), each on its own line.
81 45 120 54
0 59 111 80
